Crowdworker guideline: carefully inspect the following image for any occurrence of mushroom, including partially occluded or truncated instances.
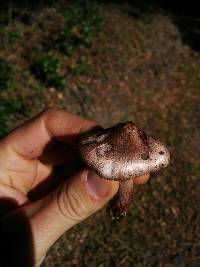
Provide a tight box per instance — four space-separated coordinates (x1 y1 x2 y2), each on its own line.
78 121 170 219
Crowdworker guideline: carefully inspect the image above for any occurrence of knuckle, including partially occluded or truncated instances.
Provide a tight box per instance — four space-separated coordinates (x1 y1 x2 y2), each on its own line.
56 183 89 222
43 107 62 118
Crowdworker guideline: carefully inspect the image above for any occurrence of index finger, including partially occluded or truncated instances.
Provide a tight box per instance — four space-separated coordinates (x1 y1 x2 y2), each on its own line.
1 108 98 159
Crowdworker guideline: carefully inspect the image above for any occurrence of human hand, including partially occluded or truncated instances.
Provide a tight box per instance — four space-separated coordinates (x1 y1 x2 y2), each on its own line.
0 109 149 267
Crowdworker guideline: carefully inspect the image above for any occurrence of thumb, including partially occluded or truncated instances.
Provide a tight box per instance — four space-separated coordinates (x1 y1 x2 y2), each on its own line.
27 168 119 265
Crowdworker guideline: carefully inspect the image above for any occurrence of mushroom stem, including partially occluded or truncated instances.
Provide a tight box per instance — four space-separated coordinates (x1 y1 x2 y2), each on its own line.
108 179 134 220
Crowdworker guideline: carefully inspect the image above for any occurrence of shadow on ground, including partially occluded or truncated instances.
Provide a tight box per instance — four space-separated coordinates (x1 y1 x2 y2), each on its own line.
102 0 200 51
1 0 199 50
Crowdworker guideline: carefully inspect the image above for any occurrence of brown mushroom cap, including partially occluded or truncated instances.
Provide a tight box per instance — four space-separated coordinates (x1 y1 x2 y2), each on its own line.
78 122 170 180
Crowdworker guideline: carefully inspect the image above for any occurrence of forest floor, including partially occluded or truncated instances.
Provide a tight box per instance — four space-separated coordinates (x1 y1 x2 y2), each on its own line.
0 1 200 266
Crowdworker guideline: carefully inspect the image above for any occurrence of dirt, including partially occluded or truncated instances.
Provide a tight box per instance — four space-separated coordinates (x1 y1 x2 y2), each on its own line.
40 4 200 267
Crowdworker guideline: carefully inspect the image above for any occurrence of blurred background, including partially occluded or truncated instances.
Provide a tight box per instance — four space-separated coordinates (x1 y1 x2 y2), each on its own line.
0 0 200 266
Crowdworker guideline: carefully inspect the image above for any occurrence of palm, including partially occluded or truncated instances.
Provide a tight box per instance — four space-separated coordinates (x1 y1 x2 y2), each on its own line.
0 109 96 206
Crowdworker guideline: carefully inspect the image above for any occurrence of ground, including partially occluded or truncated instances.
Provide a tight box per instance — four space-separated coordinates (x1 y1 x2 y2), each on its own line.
0 1 200 266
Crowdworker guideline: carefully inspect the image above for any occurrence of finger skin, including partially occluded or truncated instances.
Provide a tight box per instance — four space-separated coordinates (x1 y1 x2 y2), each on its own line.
133 174 150 184
24 174 149 263
24 168 119 264
1 108 97 159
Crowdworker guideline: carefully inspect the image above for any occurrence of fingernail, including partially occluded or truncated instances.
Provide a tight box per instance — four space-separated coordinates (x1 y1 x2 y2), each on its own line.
86 170 111 199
